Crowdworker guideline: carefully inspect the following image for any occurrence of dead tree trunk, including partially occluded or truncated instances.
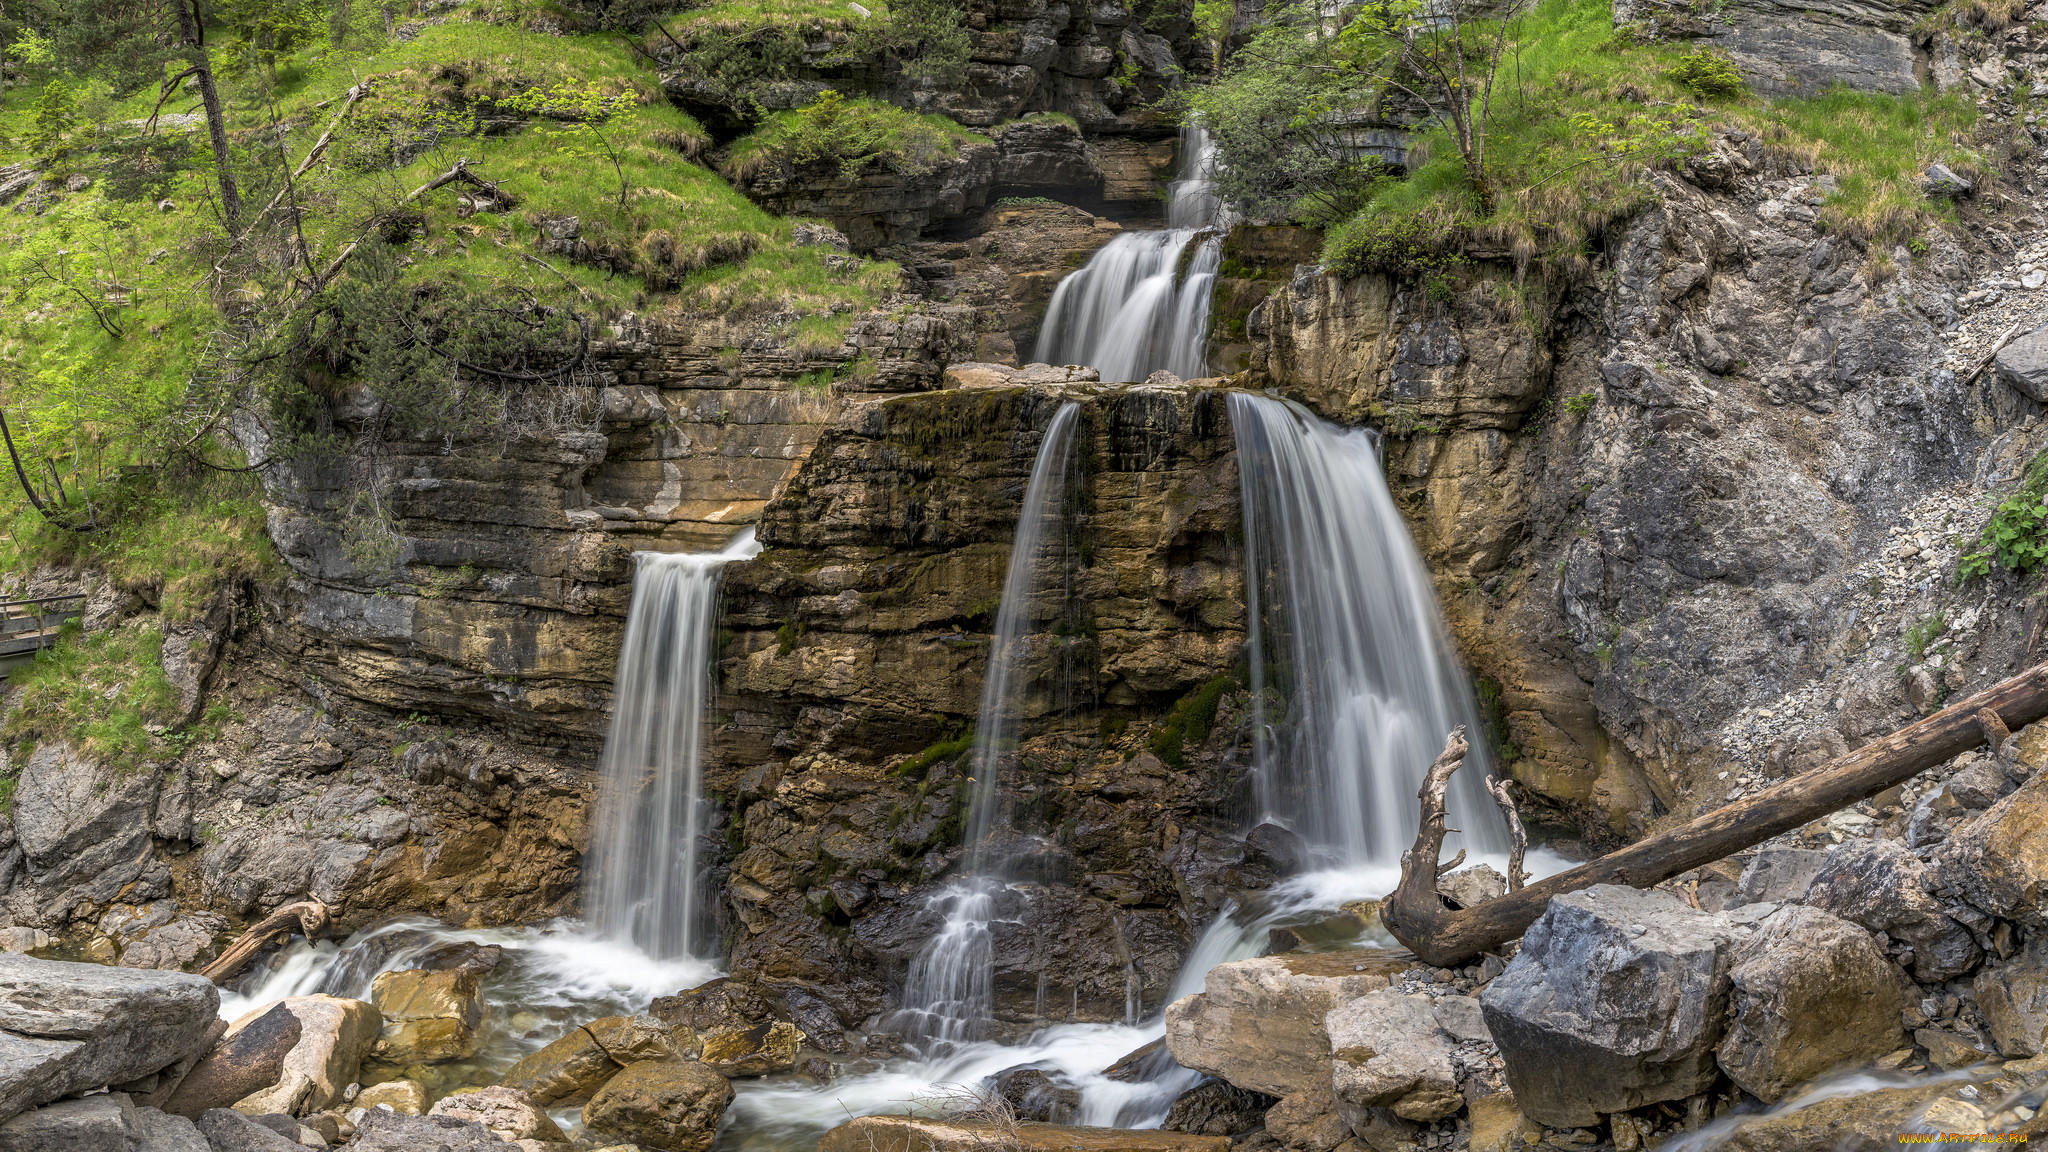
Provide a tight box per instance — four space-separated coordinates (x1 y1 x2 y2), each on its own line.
198 900 331 985
171 0 243 234
1382 661 2048 967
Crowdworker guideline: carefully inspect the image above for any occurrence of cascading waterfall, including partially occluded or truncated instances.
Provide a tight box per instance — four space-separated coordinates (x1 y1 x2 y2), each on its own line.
586 529 761 961
892 402 1084 1050
1034 125 1226 383
1229 393 1506 866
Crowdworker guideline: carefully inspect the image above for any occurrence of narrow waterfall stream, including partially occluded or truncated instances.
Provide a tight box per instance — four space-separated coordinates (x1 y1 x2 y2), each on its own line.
892 402 1084 1051
1034 125 1226 382
589 529 763 960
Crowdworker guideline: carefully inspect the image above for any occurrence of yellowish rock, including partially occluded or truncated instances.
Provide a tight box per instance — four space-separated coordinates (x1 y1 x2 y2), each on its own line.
370 968 483 1065
355 1078 428 1115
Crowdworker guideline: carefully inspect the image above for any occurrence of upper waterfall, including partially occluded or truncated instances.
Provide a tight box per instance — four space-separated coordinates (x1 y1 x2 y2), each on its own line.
1033 125 1227 383
1229 394 1507 867
587 529 762 961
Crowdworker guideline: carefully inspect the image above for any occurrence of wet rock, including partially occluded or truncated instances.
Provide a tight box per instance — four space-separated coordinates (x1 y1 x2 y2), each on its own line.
1466 1092 1539 1152
1163 950 1410 1097
1734 848 1829 905
1480 886 1742 1127
429 1085 566 1144
353 1079 427 1115
1915 1027 1997 1070
818 1115 1231 1152
1977 933 2048 1057
698 1020 801 1079
1326 991 1462 1123
0 953 218 1124
0 1092 140 1152
1937 769 2048 928
650 980 800 1077
498 1026 618 1106
581 1060 733 1152
346 1108 504 1151
197 1107 303 1152
1806 839 1982 982
163 1002 303 1117
1714 904 1913 1102
989 1066 1079 1123
1160 1080 1271 1137
230 995 380 1117
369 968 483 1065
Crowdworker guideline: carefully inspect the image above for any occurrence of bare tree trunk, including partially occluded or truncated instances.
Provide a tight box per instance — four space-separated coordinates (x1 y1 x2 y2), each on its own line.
1382 662 2048 967
198 900 331 984
172 0 243 235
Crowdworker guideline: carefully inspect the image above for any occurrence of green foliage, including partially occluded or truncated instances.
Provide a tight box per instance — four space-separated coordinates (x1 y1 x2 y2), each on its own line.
500 78 635 208
1147 674 1235 769
1 619 177 771
1904 615 1947 658
1563 391 1596 417
893 728 974 780
832 0 970 85
1666 49 1746 99
27 78 80 158
723 90 984 182
217 0 329 83
1959 452 2048 580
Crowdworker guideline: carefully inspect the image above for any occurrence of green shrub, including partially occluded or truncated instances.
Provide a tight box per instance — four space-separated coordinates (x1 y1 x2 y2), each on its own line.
1959 451 2048 579
1667 49 1746 99
722 91 984 182
1563 392 1596 417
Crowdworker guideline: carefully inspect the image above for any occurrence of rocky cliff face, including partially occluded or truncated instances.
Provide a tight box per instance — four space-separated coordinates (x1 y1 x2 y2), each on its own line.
1249 134 2045 839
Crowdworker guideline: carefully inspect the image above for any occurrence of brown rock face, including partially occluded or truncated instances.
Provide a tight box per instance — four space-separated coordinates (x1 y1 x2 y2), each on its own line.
581 1060 733 1152
369 969 484 1065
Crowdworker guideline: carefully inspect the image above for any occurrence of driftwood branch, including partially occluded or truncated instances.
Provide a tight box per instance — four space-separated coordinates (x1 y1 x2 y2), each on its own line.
1486 775 1528 892
1966 321 2023 387
1382 661 2048 967
197 900 331 985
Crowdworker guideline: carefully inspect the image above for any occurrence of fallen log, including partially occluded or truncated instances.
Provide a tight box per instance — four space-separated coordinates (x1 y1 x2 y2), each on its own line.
1382 661 2048 967
198 900 332 985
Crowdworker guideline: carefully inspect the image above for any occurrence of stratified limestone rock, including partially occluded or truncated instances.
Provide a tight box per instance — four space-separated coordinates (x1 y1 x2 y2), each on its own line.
1325 991 1462 1123
1977 934 2048 1057
429 1085 566 1144
163 1002 302 1117
347 1108 505 1152
229 995 380 1117
1480 886 1742 1127
0 954 218 1125
369 968 483 1065
817 1115 1231 1152
1162 950 1411 1098
1938 769 2048 928
734 140 999 252
0 1092 142 1152
11 742 159 917
1714 905 1913 1102
1808 839 1983 982
582 1060 732 1152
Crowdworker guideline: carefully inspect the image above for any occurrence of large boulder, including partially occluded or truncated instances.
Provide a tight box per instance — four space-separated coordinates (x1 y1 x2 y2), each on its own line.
1976 934 2048 1057
429 1085 567 1144
817 1115 1231 1152
163 1002 302 1117
369 968 483 1065
228 995 380 1117
196 1107 303 1152
1480 886 1743 1127
499 1025 619 1106
1325 991 1462 1123
1938 770 2048 927
0 953 218 1124
1714 905 1913 1102
1734 848 1829 904
1162 950 1411 1098
0 1092 142 1152
1994 327 2048 403
10 743 158 911
1805 839 1982 982
581 1060 733 1152
651 980 799 1077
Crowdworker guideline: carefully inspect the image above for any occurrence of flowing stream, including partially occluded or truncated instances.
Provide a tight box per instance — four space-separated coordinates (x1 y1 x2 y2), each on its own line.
890 402 1084 1051
1034 125 1225 382
586 530 761 961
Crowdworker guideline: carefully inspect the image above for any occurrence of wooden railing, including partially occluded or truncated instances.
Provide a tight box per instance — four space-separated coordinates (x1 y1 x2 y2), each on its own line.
0 593 84 660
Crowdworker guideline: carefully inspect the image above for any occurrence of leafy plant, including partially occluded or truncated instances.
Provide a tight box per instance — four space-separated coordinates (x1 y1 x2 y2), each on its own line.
1563 392 1596 417
1959 451 2048 579
501 79 635 208
1904 615 1947 658
1666 48 1746 99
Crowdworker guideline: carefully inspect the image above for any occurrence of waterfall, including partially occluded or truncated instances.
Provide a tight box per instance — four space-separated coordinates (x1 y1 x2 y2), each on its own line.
893 401 1084 1049
587 529 761 961
1228 393 1506 867
1034 125 1226 383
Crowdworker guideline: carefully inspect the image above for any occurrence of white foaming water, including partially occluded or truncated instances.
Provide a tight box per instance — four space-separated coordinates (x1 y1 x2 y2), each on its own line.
1034 125 1226 383
588 529 761 961
893 403 1083 1050
221 918 716 1080
1229 393 1507 867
